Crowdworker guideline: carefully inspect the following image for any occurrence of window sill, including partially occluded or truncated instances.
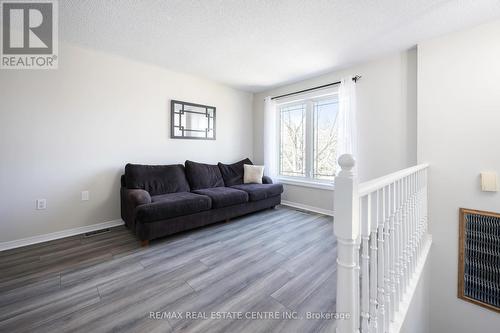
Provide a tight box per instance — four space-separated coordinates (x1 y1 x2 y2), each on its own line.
276 177 335 191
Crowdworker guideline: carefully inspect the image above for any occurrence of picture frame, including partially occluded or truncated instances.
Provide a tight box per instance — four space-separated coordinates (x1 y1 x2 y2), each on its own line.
170 100 216 140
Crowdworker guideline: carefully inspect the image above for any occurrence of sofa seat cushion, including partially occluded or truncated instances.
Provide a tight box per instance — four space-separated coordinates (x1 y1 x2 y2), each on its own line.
193 187 249 209
185 160 225 190
230 183 284 201
137 192 211 222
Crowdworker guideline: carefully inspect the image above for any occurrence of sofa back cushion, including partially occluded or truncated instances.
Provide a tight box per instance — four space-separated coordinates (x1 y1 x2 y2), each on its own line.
125 164 190 195
218 158 253 187
185 160 225 190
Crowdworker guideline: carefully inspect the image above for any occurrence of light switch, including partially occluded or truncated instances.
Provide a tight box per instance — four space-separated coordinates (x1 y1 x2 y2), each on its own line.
81 190 90 201
36 199 47 210
480 172 498 192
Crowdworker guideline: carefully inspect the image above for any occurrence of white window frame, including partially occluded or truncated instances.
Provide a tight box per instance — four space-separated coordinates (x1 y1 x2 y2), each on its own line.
275 87 338 190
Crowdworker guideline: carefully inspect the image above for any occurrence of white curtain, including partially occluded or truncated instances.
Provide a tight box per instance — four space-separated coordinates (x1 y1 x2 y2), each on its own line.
336 76 358 168
263 96 278 179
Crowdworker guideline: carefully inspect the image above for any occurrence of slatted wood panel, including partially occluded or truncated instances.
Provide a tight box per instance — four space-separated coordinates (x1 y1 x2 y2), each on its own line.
458 208 500 313
0 207 337 333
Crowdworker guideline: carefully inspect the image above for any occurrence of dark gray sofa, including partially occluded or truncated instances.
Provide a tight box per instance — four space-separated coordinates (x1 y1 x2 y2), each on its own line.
120 158 283 245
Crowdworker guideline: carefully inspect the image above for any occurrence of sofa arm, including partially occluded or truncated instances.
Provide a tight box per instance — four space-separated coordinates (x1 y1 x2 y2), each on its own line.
126 189 152 207
262 176 273 184
121 188 152 229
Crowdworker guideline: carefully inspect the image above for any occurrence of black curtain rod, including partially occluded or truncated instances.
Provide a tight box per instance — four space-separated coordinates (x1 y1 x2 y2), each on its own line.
271 75 361 100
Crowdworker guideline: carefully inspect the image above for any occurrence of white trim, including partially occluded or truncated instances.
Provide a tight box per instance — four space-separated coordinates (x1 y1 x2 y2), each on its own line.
277 177 335 190
281 200 334 216
0 219 125 252
359 163 429 197
389 235 433 333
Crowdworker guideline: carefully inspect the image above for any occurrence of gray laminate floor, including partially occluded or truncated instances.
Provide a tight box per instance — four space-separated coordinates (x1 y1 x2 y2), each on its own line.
0 206 337 333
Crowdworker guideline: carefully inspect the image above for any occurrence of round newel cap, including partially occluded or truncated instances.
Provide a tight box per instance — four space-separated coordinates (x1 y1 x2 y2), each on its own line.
338 154 356 171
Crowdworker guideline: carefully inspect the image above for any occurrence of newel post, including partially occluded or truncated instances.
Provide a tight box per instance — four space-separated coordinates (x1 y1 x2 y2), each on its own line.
334 154 360 333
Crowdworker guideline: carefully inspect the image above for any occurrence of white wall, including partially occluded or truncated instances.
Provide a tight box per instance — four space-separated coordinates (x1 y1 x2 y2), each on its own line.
0 43 253 243
253 49 417 212
418 20 500 333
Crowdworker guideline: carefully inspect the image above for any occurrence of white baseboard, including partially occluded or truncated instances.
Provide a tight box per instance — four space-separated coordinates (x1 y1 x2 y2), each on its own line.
0 219 125 252
281 200 334 216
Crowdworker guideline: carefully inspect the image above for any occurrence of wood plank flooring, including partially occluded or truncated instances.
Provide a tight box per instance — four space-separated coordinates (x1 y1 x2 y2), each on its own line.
0 206 337 333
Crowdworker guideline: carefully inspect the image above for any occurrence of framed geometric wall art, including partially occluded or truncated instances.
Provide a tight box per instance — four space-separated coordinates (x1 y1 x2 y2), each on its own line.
170 100 216 140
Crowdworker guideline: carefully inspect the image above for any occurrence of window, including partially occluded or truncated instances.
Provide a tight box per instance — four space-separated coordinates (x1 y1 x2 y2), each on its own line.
279 103 306 177
278 92 339 182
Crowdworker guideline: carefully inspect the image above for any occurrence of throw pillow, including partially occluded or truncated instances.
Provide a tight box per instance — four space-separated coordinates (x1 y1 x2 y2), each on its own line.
243 164 264 184
218 158 253 186
185 160 225 190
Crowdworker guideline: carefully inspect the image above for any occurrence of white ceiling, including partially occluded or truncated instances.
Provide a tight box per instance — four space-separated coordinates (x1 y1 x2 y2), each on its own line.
61 0 500 92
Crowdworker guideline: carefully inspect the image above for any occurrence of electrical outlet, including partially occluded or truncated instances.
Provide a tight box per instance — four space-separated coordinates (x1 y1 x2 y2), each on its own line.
36 199 46 210
81 190 90 201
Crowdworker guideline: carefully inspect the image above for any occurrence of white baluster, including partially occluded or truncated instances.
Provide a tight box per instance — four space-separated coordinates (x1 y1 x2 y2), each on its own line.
402 176 409 293
397 178 406 297
383 186 391 327
335 162 430 333
393 180 401 311
355 235 361 331
423 169 428 250
376 188 385 333
389 182 397 320
407 175 413 279
421 170 427 252
424 168 428 239
360 195 370 333
407 175 413 284
414 173 418 272
417 170 423 257
334 154 360 333
408 175 413 287
369 192 378 333
411 173 418 275
422 170 426 250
